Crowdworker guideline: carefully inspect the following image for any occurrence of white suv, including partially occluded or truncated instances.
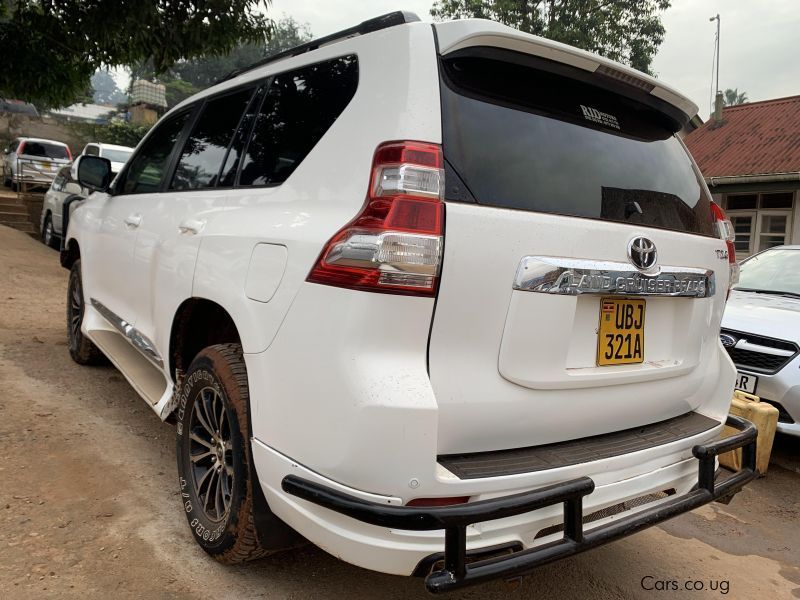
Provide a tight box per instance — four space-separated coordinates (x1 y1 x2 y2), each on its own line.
62 13 757 592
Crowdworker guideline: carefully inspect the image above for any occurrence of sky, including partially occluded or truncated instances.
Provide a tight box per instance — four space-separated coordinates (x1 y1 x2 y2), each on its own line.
268 0 800 120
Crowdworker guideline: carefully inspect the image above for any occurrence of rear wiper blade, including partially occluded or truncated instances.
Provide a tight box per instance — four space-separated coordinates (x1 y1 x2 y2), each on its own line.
734 287 800 299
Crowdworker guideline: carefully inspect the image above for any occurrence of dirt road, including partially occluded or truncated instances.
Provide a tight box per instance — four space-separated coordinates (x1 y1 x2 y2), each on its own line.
1 225 798 599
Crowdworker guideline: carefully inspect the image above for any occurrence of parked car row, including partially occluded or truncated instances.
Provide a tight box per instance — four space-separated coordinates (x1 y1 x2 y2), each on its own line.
1 137 134 249
3 137 133 193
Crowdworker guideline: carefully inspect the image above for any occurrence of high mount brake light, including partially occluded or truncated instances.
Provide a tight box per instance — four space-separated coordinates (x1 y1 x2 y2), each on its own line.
306 141 445 296
710 201 739 290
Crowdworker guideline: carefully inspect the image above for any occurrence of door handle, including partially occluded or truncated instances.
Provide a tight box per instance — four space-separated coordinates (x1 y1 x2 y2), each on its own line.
124 213 142 228
178 218 206 235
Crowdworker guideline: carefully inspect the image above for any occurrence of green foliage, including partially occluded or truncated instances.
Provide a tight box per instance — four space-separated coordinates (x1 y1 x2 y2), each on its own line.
723 88 748 106
67 120 152 150
0 1 272 109
128 16 312 107
430 0 671 75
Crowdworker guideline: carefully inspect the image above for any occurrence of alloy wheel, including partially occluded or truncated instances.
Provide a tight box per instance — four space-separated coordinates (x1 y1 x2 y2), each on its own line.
69 275 83 341
189 387 234 522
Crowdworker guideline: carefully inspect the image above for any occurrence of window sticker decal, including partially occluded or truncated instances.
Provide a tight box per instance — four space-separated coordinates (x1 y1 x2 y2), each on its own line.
580 105 621 130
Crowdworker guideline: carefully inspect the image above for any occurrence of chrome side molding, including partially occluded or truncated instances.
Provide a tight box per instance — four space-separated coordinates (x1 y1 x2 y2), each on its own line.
513 256 715 298
90 299 164 368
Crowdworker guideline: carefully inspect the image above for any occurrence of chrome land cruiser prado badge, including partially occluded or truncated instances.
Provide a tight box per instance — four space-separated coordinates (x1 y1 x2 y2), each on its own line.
580 105 621 130
513 256 714 298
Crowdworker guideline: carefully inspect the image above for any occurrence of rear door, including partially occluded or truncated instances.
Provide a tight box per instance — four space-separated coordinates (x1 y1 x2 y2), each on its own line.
429 46 729 454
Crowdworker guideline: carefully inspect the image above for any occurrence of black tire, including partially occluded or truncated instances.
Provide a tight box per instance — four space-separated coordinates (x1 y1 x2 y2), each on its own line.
42 213 59 249
176 343 268 563
67 260 104 365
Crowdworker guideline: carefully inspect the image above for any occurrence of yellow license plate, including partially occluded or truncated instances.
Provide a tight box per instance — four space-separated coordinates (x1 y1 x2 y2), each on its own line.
597 298 645 366
43 161 52 169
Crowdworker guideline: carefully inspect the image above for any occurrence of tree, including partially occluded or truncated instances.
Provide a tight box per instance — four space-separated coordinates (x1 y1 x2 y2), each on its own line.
723 88 748 106
128 16 312 108
169 17 313 90
91 71 127 106
0 1 272 108
430 0 671 75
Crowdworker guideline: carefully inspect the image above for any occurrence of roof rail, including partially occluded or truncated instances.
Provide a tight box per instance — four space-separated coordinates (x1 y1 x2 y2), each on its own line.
221 11 421 82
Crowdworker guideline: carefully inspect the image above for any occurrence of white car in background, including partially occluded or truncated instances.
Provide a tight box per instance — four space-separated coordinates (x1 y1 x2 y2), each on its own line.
81 142 134 174
722 245 800 436
2 137 72 191
40 165 88 249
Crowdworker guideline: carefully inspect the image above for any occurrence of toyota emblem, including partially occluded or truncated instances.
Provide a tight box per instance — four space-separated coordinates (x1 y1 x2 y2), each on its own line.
628 236 658 271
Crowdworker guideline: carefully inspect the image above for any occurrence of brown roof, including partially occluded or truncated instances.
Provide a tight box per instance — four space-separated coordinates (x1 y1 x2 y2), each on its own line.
684 95 800 178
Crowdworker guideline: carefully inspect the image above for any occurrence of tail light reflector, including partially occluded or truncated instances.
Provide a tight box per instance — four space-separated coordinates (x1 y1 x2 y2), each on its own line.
710 201 738 290
306 141 444 296
406 496 470 507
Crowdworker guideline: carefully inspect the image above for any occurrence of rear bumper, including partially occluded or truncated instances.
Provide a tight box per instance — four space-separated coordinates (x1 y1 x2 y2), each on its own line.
280 414 756 593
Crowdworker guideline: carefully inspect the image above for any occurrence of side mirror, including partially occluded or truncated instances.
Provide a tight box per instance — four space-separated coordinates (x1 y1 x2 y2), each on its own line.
74 155 112 192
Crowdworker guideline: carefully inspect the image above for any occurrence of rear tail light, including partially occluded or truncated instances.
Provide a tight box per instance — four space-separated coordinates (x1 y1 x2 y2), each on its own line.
710 201 739 289
306 141 444 296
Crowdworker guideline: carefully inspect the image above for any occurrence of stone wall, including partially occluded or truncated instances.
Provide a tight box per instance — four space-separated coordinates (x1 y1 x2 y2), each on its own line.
0 112 88 157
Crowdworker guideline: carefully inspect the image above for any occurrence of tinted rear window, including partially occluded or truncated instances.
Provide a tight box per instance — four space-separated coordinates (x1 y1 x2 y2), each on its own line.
21 141 70 160
103 148 132 163
238 55 358 186
440 51 715 237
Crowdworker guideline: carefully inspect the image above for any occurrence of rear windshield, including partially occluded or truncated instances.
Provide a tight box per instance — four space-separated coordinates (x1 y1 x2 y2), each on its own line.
103 148 133 163
21 141 70 160
440 51 715 237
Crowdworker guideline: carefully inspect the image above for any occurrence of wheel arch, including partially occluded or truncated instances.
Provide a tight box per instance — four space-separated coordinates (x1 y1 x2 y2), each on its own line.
169 298 303 552
169 297 242 384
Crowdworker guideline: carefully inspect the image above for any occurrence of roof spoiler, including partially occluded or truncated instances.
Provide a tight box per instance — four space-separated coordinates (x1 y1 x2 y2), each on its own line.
222 11 421 82
434 20 699 124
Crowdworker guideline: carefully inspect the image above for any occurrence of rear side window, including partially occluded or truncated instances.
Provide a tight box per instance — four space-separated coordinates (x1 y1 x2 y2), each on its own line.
84 145 99 156
170 87 255 190
238 55 358 186
121 111 190 195
21 141 70 160
440 50 715 237
52 171 67 191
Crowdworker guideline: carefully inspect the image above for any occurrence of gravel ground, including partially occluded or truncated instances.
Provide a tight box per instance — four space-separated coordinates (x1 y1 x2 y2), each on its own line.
0 225 798 599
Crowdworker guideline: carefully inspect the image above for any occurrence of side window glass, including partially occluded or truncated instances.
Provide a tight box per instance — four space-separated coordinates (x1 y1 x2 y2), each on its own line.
85 145 99 156
170 87 255 190
218 86 266 187
238 55 358 186
120 111 190 195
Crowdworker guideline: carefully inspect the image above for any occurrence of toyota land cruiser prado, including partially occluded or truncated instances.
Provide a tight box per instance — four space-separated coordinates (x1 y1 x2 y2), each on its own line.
61 12 756 593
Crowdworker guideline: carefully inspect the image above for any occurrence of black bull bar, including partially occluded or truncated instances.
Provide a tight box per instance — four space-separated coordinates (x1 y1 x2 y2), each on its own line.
281 415 757 593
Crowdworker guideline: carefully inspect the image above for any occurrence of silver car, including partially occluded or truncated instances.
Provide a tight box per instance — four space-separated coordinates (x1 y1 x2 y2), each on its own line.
3 137 72 191
40 165 87 249
721 245 800 436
